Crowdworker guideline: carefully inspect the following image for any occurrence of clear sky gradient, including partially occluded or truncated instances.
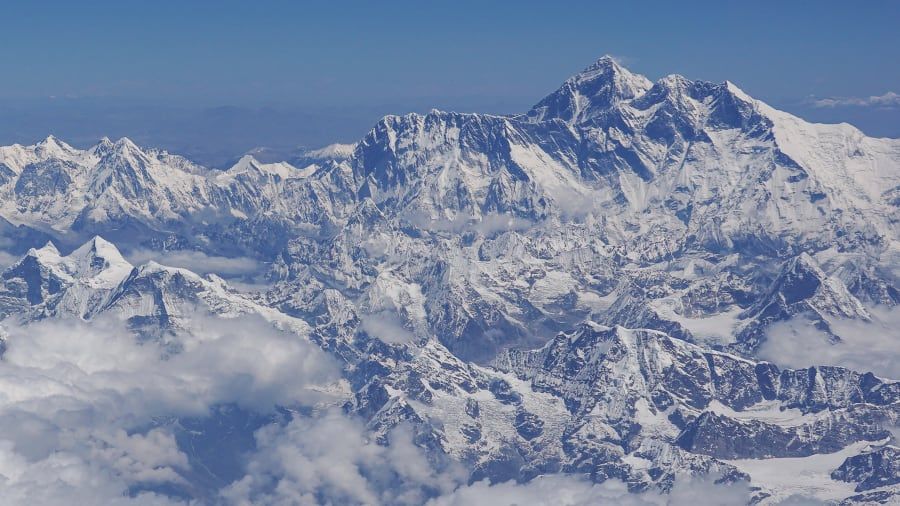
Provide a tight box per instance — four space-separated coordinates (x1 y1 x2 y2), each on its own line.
2 1 898 165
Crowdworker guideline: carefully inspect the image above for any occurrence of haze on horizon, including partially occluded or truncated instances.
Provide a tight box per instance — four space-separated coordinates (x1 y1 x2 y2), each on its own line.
2 0 898 167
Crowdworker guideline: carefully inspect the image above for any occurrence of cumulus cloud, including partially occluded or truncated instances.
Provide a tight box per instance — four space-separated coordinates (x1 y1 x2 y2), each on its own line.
810 91 900 108
0 439 183 505
0 287 840 505
758 306 900 379
0 313 341 503
0 298 768 506
0 250 19 270
551 187 600 221
222 411 465 505
223 411 756 506
125 249 263 278
359 310 417 344
1 314 340 415
90 429 189 486
472 214 534 235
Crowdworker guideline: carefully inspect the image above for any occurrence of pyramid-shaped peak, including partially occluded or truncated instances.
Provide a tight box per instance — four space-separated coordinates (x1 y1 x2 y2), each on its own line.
38 134 62 146
761 252 830 308
35 240 61 256
34 134 76 155
723 80 756 104
73 235 126 260
224 154 297 180
579 55 627 74
567 54 651 90
113 136 138 149
230 154 261 171
526 55 652 124
90 136 147 162
17 241 64 269
784 251 825 276
66 236 133 283
88 136 115 158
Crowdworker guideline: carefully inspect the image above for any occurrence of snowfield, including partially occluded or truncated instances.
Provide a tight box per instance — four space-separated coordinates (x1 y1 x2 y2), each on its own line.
0 56 898 505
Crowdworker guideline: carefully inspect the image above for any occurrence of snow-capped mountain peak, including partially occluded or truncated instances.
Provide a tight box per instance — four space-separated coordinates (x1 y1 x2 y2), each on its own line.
223 154 300 180
89 136 115 157
65 235 134 287
526 54 653 123
13 236 133 289
0 236 135 319
34 134 77 157
0 54 898 504
27 240 62 261
303 142 356 160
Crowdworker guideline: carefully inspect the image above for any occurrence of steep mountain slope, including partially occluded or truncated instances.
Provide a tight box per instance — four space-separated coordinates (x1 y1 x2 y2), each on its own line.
3 238 898 503
0 236 132 319
0 56 899 504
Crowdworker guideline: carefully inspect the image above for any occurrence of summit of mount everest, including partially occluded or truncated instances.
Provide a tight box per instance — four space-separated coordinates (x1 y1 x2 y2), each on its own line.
1 56 899 505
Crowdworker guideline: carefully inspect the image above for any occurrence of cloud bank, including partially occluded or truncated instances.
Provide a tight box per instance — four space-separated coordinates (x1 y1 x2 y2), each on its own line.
359 310 417 344
0 313 340 504
811 91 900 108
0 309 767 505
125 249 263 278
222 412 465 505
758 306 900 379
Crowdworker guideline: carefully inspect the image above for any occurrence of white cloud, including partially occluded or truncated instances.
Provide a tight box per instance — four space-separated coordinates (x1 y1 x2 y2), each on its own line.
758 306 900 379
607 54 634 66
221 411 465 505
0 251 19 270
1 314 340 415
89 429 189 485
773 496 829 505
0 288 855 504
125 249 263 277
403 212 532 236
472 214 534 235
359 310 416 344
0 312 341 503
0 439 183 505
224 411 755 506
810 91 900 108
0 302 779 506
426 473 751 506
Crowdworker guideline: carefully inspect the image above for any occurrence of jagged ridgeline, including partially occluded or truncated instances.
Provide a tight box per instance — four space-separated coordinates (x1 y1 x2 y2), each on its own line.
0 56 898 504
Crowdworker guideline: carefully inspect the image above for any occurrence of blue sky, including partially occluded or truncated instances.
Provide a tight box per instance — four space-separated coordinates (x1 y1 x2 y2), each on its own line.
1 1 898 164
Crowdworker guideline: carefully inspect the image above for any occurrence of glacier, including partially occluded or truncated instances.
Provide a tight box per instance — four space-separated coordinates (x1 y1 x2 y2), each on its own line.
0 55 898 504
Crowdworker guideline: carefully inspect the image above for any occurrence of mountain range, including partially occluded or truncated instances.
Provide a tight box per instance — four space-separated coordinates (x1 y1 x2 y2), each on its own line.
0 56 898 505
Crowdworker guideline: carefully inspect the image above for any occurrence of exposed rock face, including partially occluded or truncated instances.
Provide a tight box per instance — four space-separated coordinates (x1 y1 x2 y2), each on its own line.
833 446 900 492
0 56 899 504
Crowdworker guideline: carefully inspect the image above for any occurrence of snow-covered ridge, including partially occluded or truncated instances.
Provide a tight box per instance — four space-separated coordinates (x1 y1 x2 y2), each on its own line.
0 55 899 504
219 154 308 180
0 235 312 339
4 234 898 504
1 56 897 259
